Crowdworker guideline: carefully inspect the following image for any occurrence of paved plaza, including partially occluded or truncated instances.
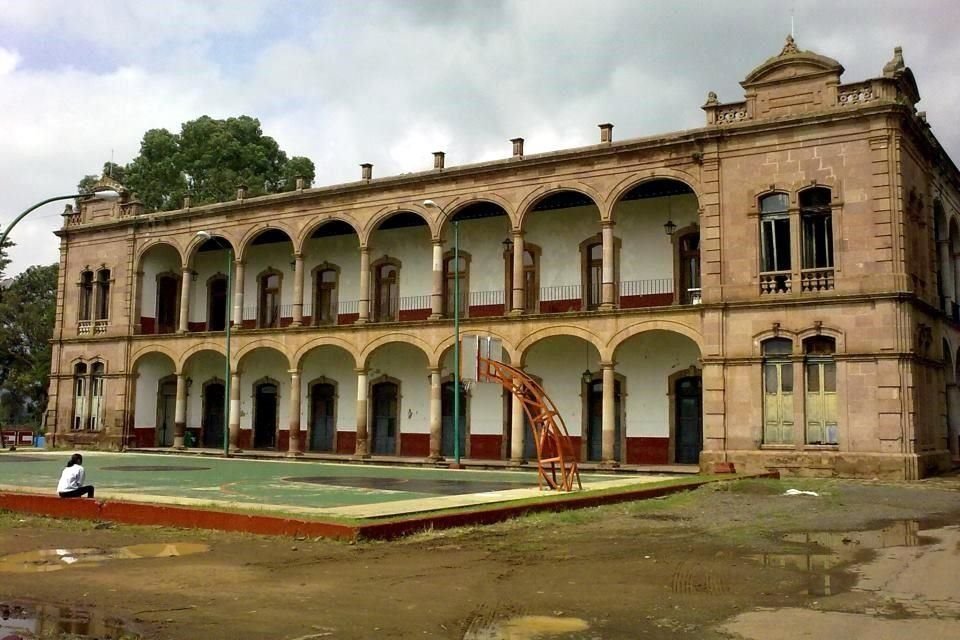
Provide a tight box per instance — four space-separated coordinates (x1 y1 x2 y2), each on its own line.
0 451 676 520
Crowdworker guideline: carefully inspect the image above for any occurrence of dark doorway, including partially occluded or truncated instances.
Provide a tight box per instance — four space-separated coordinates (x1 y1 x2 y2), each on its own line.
310 382 336 452
202 381 225 448
156 378 177 447
675 376 703 463
156 275 179 334
441 381 467 458
254 381 278 449
371 380 398 455
587 378 622 462
207 276 227 331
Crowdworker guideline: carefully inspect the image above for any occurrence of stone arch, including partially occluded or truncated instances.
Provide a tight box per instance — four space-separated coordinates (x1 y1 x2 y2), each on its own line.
607 170 704 221
185 233 237 268
363 206 436 245
179 344 227 370
296 215 362 254
751 328 798 356
235 340 292 370
236 224 296 262
436 195 516 240
292 338 359 371
516 325 604 365
610 321 705 361
359 333 433 369
130 345 178 372
797 326 846 353
135 240 184 271
516 182 604 231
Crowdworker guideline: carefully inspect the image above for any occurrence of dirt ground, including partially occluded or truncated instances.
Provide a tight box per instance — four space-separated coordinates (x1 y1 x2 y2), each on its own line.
1 474 959 640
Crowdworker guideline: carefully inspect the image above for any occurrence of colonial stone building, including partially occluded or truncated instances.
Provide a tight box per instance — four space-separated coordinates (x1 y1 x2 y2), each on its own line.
47 38 960 479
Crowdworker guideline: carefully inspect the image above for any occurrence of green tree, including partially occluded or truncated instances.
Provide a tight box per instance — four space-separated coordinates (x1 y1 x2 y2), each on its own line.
119 115 316 211
0 264 58 427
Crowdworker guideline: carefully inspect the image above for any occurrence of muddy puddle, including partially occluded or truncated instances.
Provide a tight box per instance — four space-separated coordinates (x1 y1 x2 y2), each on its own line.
0 543 209 573
0 599 141 639
463 614 589 639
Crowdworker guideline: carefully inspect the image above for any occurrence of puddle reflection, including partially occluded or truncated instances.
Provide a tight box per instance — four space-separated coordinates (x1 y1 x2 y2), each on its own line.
0 543 210 573
0 599 140 639
749 520 926 596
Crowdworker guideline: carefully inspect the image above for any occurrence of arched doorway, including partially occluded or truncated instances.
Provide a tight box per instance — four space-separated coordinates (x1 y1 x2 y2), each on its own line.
309 381 337 452
156 376 177 447
253 380 279 449
585 377 622 462
155 273 179 334
202 380 225 448
674 376 702 463
371 379 399 455
207 276 228 331
441 380 467 458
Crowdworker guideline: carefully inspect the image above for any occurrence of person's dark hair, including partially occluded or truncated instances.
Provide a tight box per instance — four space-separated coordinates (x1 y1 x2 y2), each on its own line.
67 453 83 467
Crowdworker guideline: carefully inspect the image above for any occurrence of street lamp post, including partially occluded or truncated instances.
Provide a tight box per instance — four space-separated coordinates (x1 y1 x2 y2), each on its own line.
423 199 462 467
196 231 232 458
1 190 121 256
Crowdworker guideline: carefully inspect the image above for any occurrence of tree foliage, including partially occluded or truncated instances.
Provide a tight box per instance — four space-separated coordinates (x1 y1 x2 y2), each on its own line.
110 115 316 211
0 263 58 427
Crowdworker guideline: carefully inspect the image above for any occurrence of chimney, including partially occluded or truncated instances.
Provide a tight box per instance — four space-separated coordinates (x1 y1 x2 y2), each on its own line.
360 163 373 181
598 123 613 144
295 176 306 190
511 137 524 158
236 184 248 200
183 193 192 209
433 151 445 169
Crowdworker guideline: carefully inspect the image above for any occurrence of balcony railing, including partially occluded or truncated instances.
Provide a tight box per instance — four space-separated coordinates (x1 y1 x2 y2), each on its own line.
399 294 431 311
78 320 108 336
760 271 792 294
800 268 835 292
540 284 582 302
338 300 359 315
469 289 505 306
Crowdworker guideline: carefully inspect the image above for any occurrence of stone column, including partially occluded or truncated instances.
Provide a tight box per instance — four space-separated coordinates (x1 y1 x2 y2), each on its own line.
428 368 442 459
355 368 369 456
510 231 525 314
173 373 187 449
357 247 371 323
232 261 245 328
430 241 444 319
287 370 302 456
600 221 616 310
178 268 192 333
510 378 526 463
939 240 954 311
601 362 618 465
229 371 241 451
291 253 304 327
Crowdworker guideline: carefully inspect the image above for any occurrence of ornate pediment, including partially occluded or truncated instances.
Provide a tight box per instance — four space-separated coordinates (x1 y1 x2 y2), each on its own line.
741 35 843 88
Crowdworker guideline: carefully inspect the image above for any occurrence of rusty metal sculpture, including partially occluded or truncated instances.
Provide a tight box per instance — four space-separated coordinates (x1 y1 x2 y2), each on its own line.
477 357 582 492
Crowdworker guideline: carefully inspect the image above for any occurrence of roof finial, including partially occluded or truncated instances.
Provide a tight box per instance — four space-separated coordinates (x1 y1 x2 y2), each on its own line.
780 34 799 55
883 46 905 77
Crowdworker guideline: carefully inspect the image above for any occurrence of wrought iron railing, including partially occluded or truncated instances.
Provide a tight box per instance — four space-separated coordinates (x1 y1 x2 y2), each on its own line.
469 289 505 306
399 294 431 311
540 284 582 301
619 278 673 297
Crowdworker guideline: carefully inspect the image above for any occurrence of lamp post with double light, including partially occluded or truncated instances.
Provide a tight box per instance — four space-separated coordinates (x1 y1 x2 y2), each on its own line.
195 231 232 457
423 199 463 467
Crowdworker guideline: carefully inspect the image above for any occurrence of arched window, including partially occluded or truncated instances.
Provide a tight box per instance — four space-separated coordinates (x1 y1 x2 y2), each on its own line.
800 188 834 291
804 336 837 444
89 362 105 431
155 272 179 334
443 252 469 317
207 274 228 332
313 266 339 326
258 270 282 328
95 269 111 320
584 241 603 310
78 271 94 322
762 337 793 444
373 260 400 322
759 193 791 293
72 363 88 431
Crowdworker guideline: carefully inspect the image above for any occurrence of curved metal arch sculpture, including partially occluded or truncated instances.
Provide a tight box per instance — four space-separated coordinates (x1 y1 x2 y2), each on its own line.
477 357 582 492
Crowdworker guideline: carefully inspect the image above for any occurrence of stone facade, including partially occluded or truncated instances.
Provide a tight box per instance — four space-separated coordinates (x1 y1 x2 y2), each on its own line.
47 39 960 479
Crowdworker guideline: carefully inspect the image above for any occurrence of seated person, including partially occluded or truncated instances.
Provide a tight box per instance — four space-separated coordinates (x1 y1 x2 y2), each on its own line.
57 453 95 498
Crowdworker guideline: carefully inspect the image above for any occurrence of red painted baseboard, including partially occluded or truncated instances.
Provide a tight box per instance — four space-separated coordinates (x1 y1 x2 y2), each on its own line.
336 431 356 454
469 434 502 459
399 433 429 457
625 437 670 464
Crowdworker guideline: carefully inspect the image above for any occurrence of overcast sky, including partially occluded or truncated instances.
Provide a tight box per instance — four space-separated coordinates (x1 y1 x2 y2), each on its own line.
2 0 958 275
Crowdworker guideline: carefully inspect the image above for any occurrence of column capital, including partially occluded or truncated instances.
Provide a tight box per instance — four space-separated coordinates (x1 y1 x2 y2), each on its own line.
432 238 443 247
354 367 368 375
599 360 617 369
601 219 615 229
181 266 193 274
511 229 524 239
360 244 370 253
287 369 301 376
429 366 442 375
293 252 303 260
